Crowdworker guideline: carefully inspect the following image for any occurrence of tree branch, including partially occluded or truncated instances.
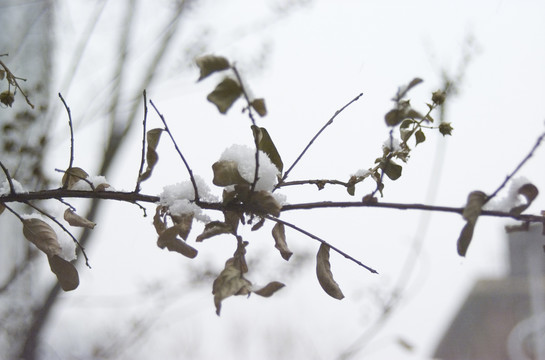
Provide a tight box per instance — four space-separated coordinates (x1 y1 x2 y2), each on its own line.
277 92 363 187
149 99 200 202
485 130 545 204
266 215 378 274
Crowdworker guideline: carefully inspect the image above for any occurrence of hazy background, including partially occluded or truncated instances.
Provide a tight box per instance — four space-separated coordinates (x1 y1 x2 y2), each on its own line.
2 0 545 359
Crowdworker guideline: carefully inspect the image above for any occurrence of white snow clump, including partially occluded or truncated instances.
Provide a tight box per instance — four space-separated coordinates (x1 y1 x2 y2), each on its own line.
219 144 279 191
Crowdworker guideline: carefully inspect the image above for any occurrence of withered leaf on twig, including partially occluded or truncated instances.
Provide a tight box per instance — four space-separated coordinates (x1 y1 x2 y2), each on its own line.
457 191 487 257
316 243 344 300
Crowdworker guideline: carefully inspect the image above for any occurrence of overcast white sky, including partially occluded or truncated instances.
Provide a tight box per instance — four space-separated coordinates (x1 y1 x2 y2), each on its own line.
31 0 545 359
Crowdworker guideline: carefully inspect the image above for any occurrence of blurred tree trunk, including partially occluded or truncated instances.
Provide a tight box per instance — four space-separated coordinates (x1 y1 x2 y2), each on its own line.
0 1 54 359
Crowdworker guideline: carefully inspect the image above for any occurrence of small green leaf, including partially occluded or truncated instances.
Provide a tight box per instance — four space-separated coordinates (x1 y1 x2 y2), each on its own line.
250 98 267 117
379 159 402 180
207 77 242 114
385 109 404 127
400 119 414 129
415 129 425 146
195 55 230 81
251 126 283 174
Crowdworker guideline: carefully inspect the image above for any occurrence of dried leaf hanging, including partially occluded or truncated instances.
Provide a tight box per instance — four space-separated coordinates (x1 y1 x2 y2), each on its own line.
64 209 96 229
272 222 292 260
22 218 62 257
316 243 344 300
457 191 487 257
48 255 79 291
139 128 163 182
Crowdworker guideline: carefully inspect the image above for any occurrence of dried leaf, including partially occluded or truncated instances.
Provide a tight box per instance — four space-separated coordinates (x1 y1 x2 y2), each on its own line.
0 91 14 107
212 258 252 315
248 191 282 217
223 211 240 235
22 218 62 257
171 213 194 240
0 203 4 216
48 255 79 291
379 159 402 180
251 125 283 174
95 183 110 191
251 217 265 231
250 98 267 117
195 55 230 81
64 208 96 229
139 128 163 182
153 206 167 235
509 183 539 215
272 222 292 261
207 77 242 114
316 243 344 300
254 281 285 297
457 191 487 257
0 69 4 81
157 226 198 258
415 129 425 146
196 221 234 242
62 167 89 189
407 77 424 91
212 160 249 187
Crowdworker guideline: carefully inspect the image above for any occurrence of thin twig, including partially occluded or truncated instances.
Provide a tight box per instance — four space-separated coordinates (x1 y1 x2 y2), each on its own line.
135 90 148 192
24 201 91 268
231 65 261 195
0 160 16 194
266 215 378 274
149 99 200 202
485 130 545 204
277 92 363 188
0 59 34 108
58 93 75 171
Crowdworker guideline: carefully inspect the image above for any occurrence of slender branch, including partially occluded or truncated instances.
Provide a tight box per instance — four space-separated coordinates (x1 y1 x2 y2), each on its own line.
0 59 34 108
0 190 542 223
0 159 16 194
0 189 160 204
231 65 260 195
281 200 544 222
277 179 350 189
58 93 75 171
266 215 378 274
24 202 91 268
148 100 201 201
277 92 364 187
135 90 148 192
485 130 545 204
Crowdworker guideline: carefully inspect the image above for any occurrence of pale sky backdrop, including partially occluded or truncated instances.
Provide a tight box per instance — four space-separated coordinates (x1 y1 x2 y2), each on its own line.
31 0 545 359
